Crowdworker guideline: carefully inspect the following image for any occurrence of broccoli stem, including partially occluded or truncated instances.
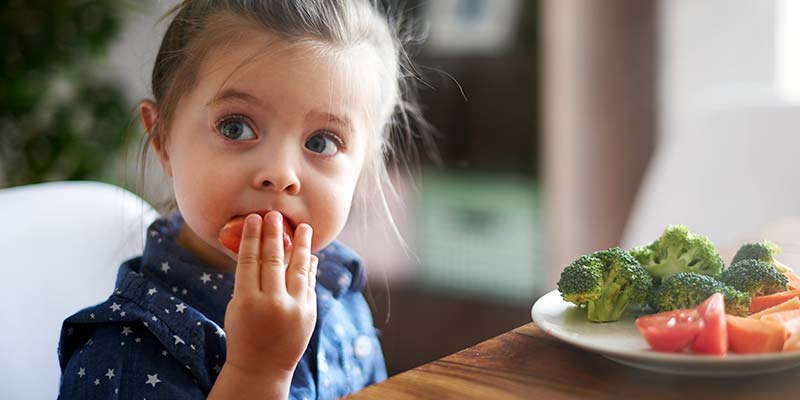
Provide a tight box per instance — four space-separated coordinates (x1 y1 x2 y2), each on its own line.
586 281 629 322
774 258 791 273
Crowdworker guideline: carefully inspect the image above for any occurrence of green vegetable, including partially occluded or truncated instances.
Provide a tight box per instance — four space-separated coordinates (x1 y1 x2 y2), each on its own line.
650 272 750 316
731 241 791 273
557 247 653 322
630 225 724 281
721 259 789 297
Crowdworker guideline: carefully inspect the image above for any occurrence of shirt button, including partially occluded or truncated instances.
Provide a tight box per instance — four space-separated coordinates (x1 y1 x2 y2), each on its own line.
354 335 372 358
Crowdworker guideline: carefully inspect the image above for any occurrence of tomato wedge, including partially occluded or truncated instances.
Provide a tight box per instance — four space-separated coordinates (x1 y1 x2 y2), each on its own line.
218 214 293 254
636 309 704 352
691 293 728 355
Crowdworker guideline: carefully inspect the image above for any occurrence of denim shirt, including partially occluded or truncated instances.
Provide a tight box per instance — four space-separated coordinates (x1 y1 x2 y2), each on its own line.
57 213 387 399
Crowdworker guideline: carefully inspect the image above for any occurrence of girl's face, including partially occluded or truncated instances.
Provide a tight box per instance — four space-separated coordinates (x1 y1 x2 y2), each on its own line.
145 33 378 272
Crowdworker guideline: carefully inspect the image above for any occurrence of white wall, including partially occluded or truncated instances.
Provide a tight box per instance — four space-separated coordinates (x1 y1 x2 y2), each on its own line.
623 0 800 263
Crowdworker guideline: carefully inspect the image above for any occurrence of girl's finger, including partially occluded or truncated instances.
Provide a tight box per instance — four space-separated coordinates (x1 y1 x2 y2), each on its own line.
307 255 318 301
260 211 287 294
233 214 262 296
286 223 312 298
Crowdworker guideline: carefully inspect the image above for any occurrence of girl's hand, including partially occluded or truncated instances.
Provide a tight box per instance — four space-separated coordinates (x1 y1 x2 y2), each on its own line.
222 211 318 380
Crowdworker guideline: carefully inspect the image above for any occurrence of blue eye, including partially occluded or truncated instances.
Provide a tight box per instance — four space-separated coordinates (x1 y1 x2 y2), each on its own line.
217 116 256 141
305 132 341 156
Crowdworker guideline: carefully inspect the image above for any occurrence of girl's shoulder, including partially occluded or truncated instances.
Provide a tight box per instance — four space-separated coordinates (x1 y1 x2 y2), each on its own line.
58 259 227 393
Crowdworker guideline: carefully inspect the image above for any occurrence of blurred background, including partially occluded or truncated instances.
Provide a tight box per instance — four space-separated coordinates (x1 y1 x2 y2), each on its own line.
4 0 800 379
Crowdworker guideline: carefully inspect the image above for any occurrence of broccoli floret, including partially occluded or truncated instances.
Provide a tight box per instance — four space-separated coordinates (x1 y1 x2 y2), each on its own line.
650 272 750 316
629 245 653 266
557 255 603 304
557 247 653 322
731 241 791 273
721 285 752 317
721 259 788 297
633 225 724 281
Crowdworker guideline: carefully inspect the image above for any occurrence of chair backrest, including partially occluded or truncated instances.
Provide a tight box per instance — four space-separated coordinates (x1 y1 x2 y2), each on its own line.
0 181 159 400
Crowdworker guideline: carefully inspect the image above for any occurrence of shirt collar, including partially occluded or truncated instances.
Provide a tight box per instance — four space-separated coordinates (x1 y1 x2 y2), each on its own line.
140 212 234 326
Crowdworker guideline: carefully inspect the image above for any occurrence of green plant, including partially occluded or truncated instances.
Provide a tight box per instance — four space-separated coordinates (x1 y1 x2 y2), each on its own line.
0 1 134 187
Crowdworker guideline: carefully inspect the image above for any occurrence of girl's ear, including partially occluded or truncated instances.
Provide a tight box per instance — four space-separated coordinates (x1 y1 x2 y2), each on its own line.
138 100 173 177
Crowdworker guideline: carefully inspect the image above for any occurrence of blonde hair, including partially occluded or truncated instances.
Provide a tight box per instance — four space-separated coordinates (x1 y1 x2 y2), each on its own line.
136 0 436 249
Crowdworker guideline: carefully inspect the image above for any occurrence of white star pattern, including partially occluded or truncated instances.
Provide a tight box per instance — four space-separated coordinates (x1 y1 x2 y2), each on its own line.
57 230 381 396
334 324 345 336
145 373 162 388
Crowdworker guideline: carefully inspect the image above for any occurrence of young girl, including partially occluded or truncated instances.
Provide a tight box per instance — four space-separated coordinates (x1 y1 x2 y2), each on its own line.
57 1 430 399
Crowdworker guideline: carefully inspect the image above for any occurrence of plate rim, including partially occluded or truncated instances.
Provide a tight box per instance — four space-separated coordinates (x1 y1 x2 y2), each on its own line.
531 289 800 366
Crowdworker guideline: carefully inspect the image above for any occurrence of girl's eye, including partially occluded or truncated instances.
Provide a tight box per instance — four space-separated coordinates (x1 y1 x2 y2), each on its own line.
305 132 341 156
217 116 256 141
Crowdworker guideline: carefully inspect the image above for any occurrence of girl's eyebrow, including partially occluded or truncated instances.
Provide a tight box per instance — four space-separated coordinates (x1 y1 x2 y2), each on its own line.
205 88 264 108
307 110 352 130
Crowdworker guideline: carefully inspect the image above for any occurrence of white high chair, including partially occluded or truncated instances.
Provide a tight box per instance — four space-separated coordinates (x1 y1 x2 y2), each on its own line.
0 181 159 400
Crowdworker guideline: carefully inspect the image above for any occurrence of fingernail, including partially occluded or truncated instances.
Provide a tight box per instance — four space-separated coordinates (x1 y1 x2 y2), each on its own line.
268 211 282 226
246 214 260 226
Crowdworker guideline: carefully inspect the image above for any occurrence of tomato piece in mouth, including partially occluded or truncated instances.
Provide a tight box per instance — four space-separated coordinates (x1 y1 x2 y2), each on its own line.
218 213 293 254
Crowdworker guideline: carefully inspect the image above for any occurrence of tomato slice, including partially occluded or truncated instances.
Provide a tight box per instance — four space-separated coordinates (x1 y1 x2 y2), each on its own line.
636 309 704 352
691 293 728 355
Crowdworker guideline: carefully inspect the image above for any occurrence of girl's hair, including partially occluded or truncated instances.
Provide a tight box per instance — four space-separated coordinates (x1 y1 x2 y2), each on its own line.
136 0 436 248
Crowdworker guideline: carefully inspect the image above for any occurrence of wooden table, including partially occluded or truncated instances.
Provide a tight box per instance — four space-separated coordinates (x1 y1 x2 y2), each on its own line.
346 322 800 399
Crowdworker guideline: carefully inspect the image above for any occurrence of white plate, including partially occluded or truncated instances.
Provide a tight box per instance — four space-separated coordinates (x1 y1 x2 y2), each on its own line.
531 290 800 376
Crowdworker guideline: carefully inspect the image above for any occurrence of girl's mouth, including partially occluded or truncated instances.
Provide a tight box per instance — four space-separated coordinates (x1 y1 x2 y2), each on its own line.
218 211 294 254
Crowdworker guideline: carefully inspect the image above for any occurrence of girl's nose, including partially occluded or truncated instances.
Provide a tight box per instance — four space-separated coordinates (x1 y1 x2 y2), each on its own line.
254 164 301 195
